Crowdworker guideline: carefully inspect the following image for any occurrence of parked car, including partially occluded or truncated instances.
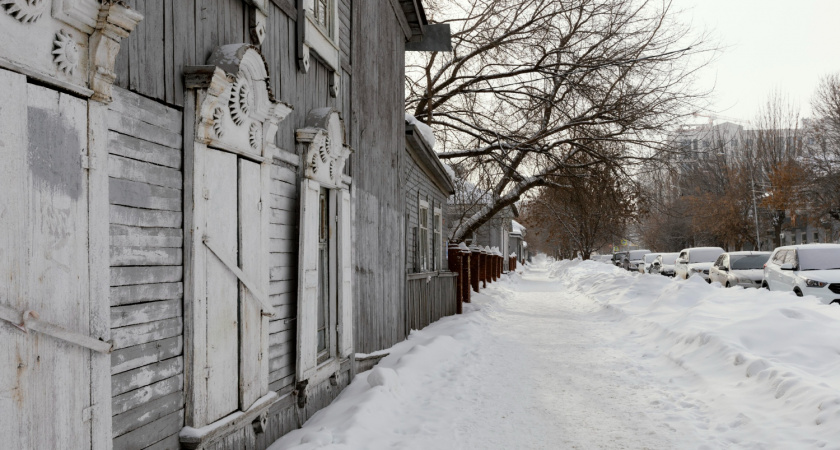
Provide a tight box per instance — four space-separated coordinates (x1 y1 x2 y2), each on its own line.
612 252 628 267
709 251 771 288
650 252 679 276
624 249 651 271
763 244 840 304
674 247 726 281
638 253 661 273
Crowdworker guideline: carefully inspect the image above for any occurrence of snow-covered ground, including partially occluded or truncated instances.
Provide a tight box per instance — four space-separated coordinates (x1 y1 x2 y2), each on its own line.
271 256 840 449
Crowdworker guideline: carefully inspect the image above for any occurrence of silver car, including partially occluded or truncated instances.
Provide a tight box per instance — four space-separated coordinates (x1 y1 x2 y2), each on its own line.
674 247 725 281
709 251 771 288
625 249 651 271
651 252 680 276
639 253 661 273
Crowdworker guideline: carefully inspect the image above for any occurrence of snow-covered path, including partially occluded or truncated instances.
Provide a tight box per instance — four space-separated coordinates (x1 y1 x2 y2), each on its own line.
272 257 840 449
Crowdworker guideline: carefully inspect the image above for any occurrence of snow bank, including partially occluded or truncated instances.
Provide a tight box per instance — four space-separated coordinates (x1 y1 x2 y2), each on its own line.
548 259 840 442
269 301 488 450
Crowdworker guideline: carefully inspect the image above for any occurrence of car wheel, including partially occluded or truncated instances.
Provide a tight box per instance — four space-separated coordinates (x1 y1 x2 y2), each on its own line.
761 282 769 290
832 300 840 306
725 282 730 288
793 287 803 297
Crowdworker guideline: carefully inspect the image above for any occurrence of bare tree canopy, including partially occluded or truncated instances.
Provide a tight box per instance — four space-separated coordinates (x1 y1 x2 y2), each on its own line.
407 0 714 242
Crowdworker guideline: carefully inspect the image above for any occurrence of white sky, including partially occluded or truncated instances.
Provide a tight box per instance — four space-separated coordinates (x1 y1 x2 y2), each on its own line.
673 0 840 122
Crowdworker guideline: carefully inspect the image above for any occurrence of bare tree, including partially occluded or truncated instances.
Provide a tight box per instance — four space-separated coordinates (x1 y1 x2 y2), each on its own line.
407 0 714 242
806 73 840 236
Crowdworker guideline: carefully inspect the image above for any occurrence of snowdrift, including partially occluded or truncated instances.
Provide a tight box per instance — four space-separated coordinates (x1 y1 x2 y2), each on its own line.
549 259 840 441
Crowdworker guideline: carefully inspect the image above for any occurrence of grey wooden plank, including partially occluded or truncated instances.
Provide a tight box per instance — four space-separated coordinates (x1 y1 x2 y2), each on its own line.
108 131 182 169
111 266 183 287
269 193 296 210
269 208 297 225
109 154 182 190
111 317 183 350
268 224 296 239
110 246 182 266
269 265 294 281
111 336 183 375
110 282 184 306
268 339 293 361
268 373 295 394
111 299 182 328
110 88 182 134
164 0 175 105
269 238 296 253
145 432 181 450
268 318 294 334
109 177 182 212
268 280 294 296
110 225 183 248
268 363 294 384
110 205 182 228
172 0 195 106
270 180 297 197
268 330 293 347
112 356 183 396
269 293 295 310
270 164 296 182
127 0 144 92
108 112 183 149
112 409 184 450
270 0 296 20
111 374 183 415
112 391 184 437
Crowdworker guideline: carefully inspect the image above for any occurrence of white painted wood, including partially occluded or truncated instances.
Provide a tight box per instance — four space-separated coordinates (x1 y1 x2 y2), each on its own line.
203 147 239 424
202 238 274 314
88 100 114 450
338 188 354 358
0 71 93 450
0 305 112 353
296 178 321 381
238 158 263 411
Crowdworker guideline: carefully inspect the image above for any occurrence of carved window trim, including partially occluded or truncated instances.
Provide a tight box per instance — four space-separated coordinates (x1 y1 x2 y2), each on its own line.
294 108 353 396
297 0 340 96
181 44 293 438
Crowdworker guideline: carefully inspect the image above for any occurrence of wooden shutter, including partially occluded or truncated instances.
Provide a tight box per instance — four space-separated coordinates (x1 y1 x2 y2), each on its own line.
297 178 321 381
238 159 264 410
0 73 94 449
338 189 353 358
203 148 239 422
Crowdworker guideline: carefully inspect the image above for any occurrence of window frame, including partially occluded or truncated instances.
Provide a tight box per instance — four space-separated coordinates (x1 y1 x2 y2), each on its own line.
418 200 430 272
433 207 442 271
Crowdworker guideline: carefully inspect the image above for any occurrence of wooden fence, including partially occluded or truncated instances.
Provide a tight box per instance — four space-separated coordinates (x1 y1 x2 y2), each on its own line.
405 272 459 332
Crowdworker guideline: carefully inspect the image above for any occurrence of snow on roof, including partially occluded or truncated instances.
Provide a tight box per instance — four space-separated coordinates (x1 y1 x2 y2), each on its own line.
511 220 525 234
405 113 436 149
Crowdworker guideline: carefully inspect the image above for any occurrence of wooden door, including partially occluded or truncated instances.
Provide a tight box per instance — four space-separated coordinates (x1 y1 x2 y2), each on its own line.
203 148 239 422
0 69 93 448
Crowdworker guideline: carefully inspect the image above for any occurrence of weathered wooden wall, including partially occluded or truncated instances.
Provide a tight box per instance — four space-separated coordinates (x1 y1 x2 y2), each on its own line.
350 0 408 354
403 147 449 273
107 86 185 450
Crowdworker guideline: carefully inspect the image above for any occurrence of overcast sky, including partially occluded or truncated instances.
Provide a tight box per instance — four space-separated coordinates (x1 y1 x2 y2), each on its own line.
673 0 840 123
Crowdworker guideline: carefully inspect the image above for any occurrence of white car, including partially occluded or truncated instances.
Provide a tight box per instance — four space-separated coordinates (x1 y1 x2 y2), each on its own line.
674 247 725 281
638 253 661 273
651 252 680 277
709 251 771 288
625 249 651 271
763 244 840 304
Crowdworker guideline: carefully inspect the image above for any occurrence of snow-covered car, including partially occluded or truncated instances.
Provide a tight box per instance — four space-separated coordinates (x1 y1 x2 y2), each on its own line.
624 249 651 271
638 253 661 273
612 252 628 267
709 251 771 288
674 247 725 281
763 244 840 304
650 252 679 276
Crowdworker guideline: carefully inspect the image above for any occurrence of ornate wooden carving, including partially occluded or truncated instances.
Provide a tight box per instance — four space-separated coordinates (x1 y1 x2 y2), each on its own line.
88 1 143 103
296 108 352 188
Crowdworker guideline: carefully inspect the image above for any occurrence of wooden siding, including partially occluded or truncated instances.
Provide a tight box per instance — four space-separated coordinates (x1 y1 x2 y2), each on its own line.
350 0 408 354
108 86 185 450
404 148 449 272
405 272 458 332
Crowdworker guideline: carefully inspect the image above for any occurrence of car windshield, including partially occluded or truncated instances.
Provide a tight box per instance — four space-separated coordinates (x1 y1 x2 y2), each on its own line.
730 254 770 270
798 248 840 270
689 249 723 263
660 254 678 264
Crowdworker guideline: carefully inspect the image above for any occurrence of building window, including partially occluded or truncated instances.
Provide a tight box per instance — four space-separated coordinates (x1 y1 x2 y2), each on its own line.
434 208 442 270
314 0 333 37
317 187 333 363
419 200 429 271
814 231 820 243
801 232 808 244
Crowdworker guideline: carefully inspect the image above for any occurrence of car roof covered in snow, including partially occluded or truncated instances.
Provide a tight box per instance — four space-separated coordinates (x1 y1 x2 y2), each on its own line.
725 251 771 256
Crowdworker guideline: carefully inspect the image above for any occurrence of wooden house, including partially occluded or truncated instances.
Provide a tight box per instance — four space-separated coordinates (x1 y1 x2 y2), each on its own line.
0 0 443 449
403 117 458 332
